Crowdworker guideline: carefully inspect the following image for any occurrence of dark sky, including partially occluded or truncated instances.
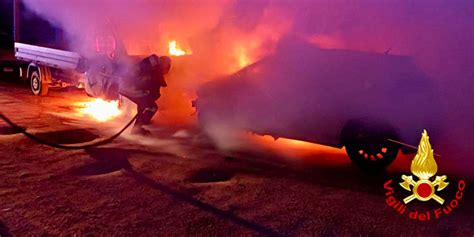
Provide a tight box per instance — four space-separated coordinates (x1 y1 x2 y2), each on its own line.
0 0 63 49
0 0 13 48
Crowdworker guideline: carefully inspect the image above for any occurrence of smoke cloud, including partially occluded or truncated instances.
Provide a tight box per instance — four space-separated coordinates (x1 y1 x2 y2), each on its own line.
22 0 474 175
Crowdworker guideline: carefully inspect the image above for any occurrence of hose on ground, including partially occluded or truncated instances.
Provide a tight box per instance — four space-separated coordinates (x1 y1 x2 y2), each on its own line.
0 112 138 150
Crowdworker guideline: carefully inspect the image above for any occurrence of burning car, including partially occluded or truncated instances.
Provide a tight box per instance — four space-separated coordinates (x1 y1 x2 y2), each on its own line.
195 39 441 170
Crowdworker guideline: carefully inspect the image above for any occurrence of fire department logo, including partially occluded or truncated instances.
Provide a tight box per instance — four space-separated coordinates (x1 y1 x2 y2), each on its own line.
383 129 466 221
399 130 448 204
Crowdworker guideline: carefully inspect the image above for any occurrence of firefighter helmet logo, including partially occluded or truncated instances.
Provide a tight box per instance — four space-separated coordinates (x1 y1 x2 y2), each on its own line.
399 130 449 204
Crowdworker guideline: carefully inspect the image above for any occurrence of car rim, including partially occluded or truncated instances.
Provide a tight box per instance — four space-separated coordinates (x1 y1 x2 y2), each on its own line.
357 146 389 161
350 129 395 163
32 76 40 91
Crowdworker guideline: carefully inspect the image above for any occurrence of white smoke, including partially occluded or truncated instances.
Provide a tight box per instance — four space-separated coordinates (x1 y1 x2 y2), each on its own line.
22 0 474 175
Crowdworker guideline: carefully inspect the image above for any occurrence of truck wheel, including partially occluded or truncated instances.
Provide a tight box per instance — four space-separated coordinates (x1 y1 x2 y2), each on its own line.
30 68 49 96
341 119 400 170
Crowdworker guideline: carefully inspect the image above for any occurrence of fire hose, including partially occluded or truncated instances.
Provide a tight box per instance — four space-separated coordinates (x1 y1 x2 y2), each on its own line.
0 112 138 150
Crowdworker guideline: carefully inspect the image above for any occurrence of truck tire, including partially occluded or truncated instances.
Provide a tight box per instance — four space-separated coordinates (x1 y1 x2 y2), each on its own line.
30 66 50 96
341 119 400 170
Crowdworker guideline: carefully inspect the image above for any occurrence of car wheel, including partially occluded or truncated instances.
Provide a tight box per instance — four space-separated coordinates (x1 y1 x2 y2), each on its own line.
30 70 49 96
341 119 400 170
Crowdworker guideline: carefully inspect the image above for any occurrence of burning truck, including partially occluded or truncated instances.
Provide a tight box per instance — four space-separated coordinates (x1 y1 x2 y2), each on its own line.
10 0 163 102
195 38 442 170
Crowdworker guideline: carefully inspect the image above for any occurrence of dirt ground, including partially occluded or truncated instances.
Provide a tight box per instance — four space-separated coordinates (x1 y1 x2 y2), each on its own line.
0 81 473 236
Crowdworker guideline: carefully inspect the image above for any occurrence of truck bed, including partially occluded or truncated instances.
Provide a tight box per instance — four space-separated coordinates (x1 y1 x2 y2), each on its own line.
14 42 83 71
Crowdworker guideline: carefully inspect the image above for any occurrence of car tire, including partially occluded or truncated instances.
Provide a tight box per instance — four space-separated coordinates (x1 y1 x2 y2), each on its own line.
30 68 49 96
341 119 400 170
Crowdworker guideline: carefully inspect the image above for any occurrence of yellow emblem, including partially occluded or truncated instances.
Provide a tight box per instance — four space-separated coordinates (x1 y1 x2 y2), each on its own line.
399 130 449 204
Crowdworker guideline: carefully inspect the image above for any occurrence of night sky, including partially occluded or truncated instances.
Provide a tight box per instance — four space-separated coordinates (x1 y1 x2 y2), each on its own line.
0 0 13 48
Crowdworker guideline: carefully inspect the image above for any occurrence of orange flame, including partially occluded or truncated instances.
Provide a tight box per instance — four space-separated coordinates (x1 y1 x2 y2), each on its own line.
168 40 192 56
237 47 251 68
77 98 122 122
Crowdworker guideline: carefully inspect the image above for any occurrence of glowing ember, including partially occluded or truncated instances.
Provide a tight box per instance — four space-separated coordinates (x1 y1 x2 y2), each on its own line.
246 134 346 160
249 135 334 151
168 40 191 56
77 98 121 122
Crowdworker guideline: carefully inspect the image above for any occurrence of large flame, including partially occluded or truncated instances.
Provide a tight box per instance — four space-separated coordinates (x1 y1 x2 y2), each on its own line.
411 130 438 179
168 40 191 56
77 98 122 122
